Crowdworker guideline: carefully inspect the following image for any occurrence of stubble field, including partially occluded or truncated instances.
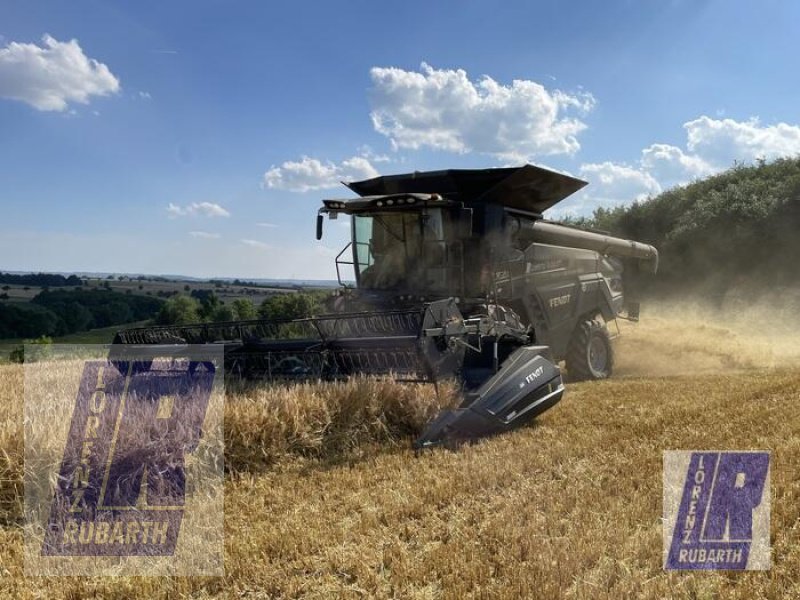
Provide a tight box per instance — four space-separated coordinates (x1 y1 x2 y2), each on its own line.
0 303 798 599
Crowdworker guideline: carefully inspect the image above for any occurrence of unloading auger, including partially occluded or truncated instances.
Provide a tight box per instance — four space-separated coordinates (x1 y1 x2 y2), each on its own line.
111 165 658 448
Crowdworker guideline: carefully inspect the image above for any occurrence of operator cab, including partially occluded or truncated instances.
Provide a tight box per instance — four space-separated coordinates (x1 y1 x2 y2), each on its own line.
318 194 474 299
315 165 592 304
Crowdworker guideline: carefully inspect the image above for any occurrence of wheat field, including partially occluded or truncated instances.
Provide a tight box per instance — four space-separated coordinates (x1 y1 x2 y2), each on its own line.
1 306 799 599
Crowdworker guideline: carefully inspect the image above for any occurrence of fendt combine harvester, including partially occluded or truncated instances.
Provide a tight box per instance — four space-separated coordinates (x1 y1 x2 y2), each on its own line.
112 165 658 447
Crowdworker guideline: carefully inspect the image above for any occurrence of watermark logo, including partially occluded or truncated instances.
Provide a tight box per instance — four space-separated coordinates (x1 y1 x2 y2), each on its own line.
663 451 770 570
25 345 224 576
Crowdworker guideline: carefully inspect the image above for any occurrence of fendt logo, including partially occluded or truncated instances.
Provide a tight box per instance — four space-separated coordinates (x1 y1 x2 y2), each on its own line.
548 293 571 308
41 359 215 557
664 451 770 570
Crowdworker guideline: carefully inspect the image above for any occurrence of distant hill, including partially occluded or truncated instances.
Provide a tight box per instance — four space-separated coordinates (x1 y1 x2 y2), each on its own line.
210 278 343 289
572 157 800 298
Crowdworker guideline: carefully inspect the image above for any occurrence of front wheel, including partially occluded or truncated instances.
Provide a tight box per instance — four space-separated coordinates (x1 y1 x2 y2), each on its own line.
566 320 614 381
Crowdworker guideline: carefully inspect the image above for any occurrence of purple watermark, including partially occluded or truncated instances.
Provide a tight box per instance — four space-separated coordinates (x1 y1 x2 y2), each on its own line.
663 451 770 570
25 345 224 576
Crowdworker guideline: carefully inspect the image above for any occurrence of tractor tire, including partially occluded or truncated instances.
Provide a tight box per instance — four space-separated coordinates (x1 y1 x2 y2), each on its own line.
566 320 614 381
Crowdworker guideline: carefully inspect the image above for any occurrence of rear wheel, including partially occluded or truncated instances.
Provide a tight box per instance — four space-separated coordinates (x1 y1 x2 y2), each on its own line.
566 320 613 381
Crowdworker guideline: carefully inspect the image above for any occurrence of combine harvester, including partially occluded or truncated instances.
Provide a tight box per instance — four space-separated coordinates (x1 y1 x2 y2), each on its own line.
112 165 658 448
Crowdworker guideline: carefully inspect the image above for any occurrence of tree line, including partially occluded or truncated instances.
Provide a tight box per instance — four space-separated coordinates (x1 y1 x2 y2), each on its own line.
0 272 82 287
157 290 328 325
0 289 163 339
0 286 330 340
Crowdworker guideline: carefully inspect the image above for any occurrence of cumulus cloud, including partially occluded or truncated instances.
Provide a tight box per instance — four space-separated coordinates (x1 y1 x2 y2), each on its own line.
633 117 800 193
369 62 595 161
579 162 662 202
635 116 800 189
167 202 230 218
263 155 380 192
553 162 661 216
357 145 391 163
558 115 800 217
241 239 271 249
684 116 800 167
189 231 220 239
639 143 715 189
0 34 120 111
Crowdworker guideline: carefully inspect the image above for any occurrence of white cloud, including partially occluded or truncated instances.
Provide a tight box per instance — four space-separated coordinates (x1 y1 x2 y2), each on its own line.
340 156 379 180
639 143 715 190
256 222 278 228
557 115 800 217
369 62 595 161
637 117 800 190
263 155 379 192
167 202 230 218
241 239 271 250
356 145 391 163
684 116 800 167
571 162 661 212
560 151 696 217
0 34 120 111
138 90 151 100
189 231 220 239
579 162 661 198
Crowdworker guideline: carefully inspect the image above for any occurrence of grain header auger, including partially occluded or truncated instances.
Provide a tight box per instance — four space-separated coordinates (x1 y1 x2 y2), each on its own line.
111 165 658 449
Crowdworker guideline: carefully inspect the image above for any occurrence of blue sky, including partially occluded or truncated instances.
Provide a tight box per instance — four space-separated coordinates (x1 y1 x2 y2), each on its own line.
1 0 799 279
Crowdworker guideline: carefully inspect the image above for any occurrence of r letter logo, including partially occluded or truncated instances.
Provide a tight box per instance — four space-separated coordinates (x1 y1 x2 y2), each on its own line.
663 451 770 570
25 345 224 576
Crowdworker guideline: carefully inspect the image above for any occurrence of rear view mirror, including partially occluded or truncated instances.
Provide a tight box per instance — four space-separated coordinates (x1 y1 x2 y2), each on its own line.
316 214 324 240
